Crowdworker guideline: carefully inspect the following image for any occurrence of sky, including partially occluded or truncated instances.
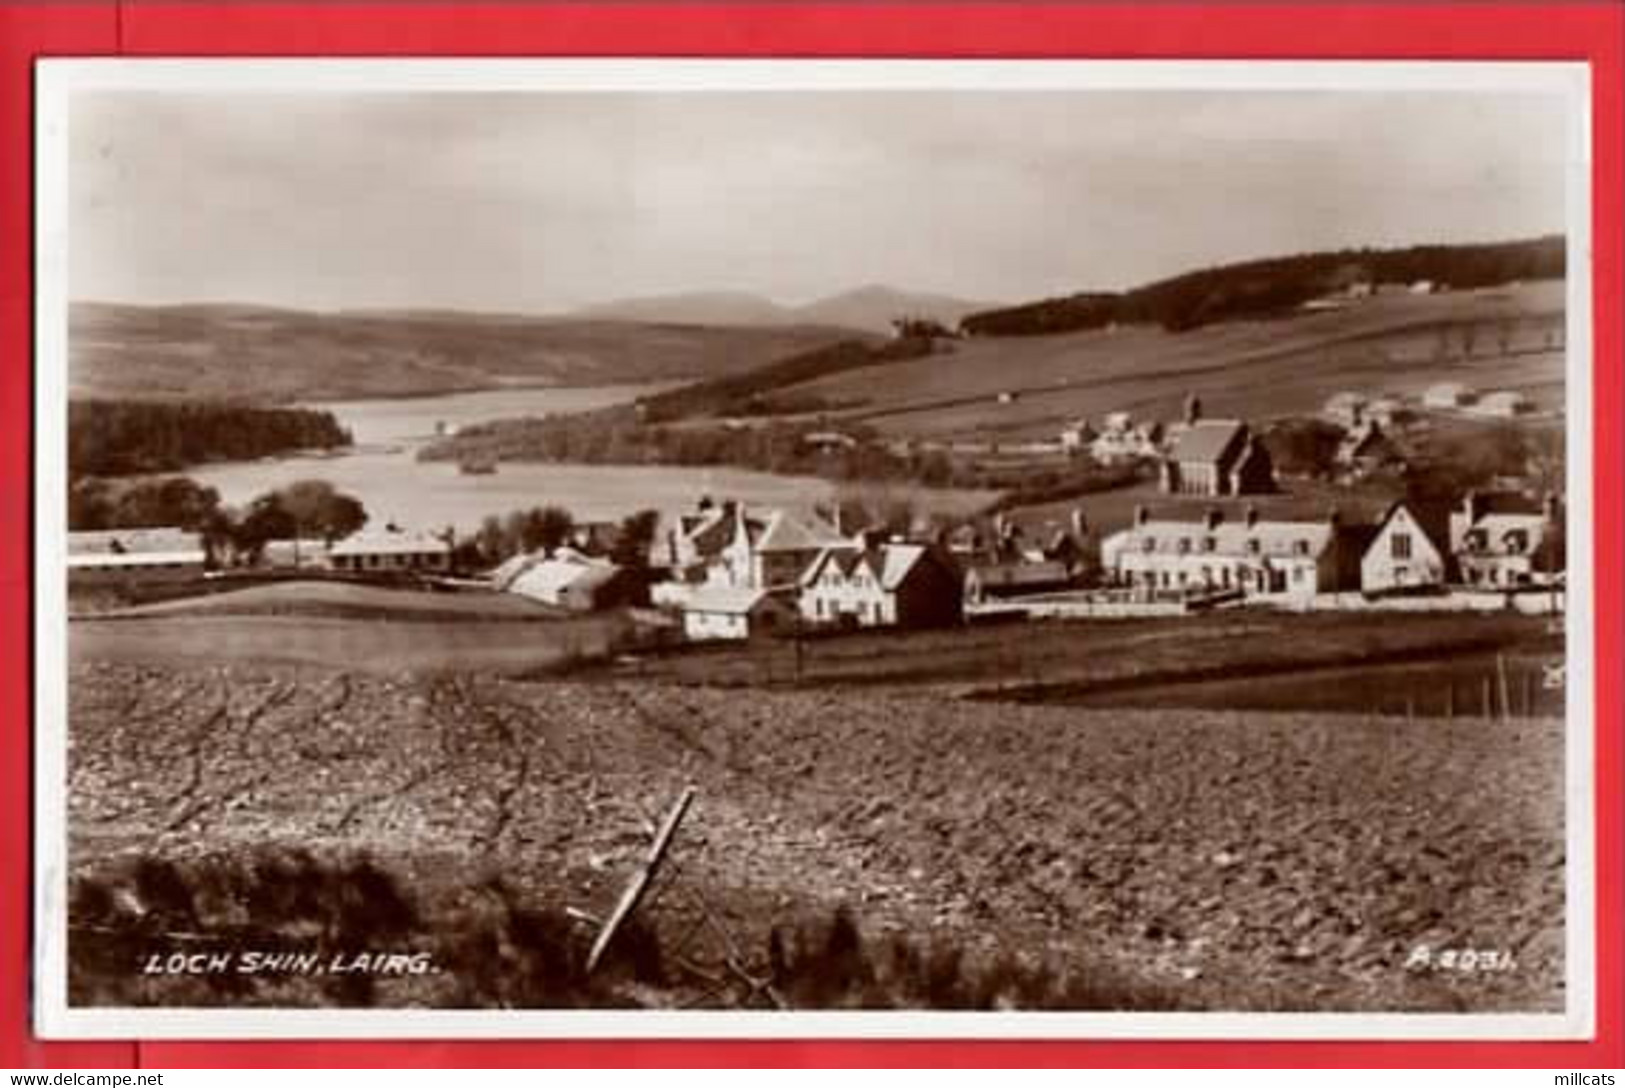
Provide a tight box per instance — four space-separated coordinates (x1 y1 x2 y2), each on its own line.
67 88 1571 313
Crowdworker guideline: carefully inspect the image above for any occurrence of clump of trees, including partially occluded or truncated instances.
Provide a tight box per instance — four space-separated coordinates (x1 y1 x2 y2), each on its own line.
69 474 369 566
464 505 661 573
1262 419 1346 480
69 400 351 479
959 235 1565 337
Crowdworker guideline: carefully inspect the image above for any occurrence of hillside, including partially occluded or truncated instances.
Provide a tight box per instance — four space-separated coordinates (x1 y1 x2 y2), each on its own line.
784 281 1567 443
68 302 854 403
572 285 993 334
961 235 1565 336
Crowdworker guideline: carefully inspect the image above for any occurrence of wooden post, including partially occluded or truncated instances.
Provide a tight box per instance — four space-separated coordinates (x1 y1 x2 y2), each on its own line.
1482 676 1493 721
1497 653 1512 723
1523 670 1533 718
587 786 696 975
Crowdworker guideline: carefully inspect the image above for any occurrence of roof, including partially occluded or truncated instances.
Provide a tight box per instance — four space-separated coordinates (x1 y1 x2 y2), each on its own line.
330 530 450 557
801 542 939 591
1166 420 1247 466
1374 500 1453 553
509 556 605 600
1106 516 1337 560
682 585 787 616
967 559 1072 586
746 507 850 554
68 528 202 556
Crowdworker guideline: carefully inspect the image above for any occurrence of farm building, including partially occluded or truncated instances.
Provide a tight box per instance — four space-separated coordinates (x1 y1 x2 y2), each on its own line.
1059 419 1097 453
67 527 206 587
329 529 450 573
1449 491 1563 589
1423 382 1475 410
1361 501 1455 593
1365 396 1411 428
1090 415 1163 464
261 538 332 570
799 542 963 629
1101 505 1360 604
1472 390 1533 419
1322 391 1368 429
506 553 637 611
1336 420 1404 479
680 585 796 642
963 558 1074 602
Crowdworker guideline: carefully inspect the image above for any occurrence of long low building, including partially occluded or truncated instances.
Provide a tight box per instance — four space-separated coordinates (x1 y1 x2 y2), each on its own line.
1101 506 1361 603
329 529 451 573
67 528 207 587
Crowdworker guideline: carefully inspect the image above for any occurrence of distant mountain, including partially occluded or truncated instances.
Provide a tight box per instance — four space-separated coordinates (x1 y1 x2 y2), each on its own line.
792 285 994 334
571 285 994 334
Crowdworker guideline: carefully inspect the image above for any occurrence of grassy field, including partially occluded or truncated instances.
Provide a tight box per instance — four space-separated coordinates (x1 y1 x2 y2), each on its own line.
88 580 566 623
611 610 1562 705
781 283 1565 442
67 663 1564 1011
69 613 637 674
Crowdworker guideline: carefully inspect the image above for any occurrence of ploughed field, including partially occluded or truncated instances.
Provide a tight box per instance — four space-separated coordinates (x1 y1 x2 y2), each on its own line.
68 662 1563 1012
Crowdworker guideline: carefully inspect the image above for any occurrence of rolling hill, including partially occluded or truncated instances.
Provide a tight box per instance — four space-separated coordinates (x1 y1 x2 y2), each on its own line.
572 285 993 334
777 280 1568 442
68 302 857 403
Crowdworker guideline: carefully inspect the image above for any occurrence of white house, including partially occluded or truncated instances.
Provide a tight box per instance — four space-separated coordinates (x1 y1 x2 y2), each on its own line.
1449 491 1563 589
1422 382 1475 410
798 542 963 629
681 585 796 641
1360 502 1453 593
1473 390 1532 419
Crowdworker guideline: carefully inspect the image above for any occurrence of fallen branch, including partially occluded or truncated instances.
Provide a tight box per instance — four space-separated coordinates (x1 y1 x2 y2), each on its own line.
586 786 695 975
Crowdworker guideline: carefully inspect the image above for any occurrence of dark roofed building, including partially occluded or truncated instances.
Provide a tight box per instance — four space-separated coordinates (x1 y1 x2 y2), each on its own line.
1160 419 1275 497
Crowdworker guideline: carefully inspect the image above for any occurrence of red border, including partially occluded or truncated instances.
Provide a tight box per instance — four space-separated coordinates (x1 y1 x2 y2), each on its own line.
2 0 1619 1069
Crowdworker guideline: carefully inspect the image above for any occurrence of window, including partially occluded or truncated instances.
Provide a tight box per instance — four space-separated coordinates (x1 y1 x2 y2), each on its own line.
1202 536 1217 553
1177 538 1191 554
1293 567 1306 584
1141 537 1156 553
1294 540 1310 556
1246 539 1261 555
1390 533 1412 560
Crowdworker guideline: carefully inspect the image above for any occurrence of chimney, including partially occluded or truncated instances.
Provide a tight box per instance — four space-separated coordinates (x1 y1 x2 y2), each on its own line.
1070 507 1088 540
1134 504 1150 527
1463 489 1482 524
1184 392 1202 426
1244 504 1260 528
1204 508 1222 530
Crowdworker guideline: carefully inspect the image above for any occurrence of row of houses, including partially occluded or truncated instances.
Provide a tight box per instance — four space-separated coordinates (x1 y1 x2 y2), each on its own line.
1100 490 1562 604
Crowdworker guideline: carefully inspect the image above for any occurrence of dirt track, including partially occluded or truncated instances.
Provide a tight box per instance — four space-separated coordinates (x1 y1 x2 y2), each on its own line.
65 660 1565 1012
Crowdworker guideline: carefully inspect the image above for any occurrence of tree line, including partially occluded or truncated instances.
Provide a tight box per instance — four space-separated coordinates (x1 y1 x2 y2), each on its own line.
69 399 352 479
959 235 1565 337
71 475 369 565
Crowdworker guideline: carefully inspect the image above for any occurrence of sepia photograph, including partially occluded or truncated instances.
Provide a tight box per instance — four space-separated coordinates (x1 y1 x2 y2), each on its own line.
31 59 1593 1038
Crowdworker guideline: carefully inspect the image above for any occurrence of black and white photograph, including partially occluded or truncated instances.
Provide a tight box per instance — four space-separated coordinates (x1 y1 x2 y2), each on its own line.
32 60 1594 1038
